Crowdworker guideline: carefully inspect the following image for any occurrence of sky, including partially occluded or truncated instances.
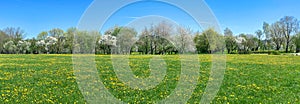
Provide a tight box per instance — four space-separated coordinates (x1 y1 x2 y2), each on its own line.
0 0 300 39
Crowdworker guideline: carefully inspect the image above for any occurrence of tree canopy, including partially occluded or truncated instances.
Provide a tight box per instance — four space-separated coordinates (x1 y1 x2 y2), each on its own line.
1 16 300 54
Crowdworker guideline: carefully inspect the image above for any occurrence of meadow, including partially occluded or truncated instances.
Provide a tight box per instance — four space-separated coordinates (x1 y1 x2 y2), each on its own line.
0 54 299 103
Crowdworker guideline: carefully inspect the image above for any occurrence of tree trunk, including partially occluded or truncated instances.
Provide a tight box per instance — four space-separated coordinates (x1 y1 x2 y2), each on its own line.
286 41 289 53
227 49 231 54
296 48 300 53
276 44 280 51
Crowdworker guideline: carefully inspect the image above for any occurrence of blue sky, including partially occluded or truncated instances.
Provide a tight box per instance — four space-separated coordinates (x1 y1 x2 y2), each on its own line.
206 0 300 35
0 0 300 39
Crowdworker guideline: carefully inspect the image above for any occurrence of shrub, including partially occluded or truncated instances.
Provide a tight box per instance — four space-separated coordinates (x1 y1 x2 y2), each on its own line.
252 51 269 54
230 51 238 54
238 51 253 54
268 51 281 55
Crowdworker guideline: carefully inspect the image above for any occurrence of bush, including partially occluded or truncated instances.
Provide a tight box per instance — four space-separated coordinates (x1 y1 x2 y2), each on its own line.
238 51 253 54
252 51 269 54
268 51 281 55
230 51 238 54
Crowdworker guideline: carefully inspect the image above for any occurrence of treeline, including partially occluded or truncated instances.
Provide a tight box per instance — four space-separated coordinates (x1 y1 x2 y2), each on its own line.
0 16 300 54
224 16 300 54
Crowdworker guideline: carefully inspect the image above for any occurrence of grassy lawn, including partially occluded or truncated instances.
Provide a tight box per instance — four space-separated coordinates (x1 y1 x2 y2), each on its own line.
0 54 299 103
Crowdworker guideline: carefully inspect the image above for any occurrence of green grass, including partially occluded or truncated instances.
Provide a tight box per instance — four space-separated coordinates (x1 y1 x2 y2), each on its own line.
0 54 299 103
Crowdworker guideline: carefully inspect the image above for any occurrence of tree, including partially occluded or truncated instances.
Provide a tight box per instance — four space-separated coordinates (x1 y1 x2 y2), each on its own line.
115 27 137 54
0 30 9 53
37 31 48 40
2 27 25 42
194 31 209 53
17 40 31 54
74 31 99 54
111 26 122 37
224 28 236 53
269 22 285 50
49 28 64 38
149 24 155 54
263 22 272 50
1 27 25 54
245 34 259 51
237 34 256 52
3 41 17 54
175 26 194 54
137 27 150 54
36 39 46 54
45 36 58 54
280 16 299 53
255 30 263 50
28 38 38 54
154 21 173 54
64 27 77 53
294 33 300 53
235 36 247 52
194 29 222 53
99 32 117 54
48 28 65 53
100 26 125 54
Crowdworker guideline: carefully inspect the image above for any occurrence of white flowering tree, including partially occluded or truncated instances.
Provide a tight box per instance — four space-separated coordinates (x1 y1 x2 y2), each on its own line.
36 40 46 54
99 34 117 46
98 34 117 54
17 40 31 54
235 36 247 51
175 26 195 54
3 41 17 54
45 36 58 54
115 27 137 54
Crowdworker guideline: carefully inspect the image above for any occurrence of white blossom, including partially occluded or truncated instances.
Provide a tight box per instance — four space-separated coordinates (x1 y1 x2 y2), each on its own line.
236 37 246 50
17 40 31 53
45 36 58 45
36 40 46 46
99 35 117 46
3 41 17 53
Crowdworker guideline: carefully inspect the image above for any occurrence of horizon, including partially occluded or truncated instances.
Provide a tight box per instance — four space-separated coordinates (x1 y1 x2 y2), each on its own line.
1 0 300 39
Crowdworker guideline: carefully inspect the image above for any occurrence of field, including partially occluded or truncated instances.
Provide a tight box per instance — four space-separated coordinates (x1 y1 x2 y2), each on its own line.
0 54 299 103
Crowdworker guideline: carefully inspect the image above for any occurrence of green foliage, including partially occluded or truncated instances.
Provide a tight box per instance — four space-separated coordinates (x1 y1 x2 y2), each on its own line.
280 16 299 53
229 51 238 54
111 26 122 36
74 31 99 54
2 27 25 41
48 28 64 38
194 29 224 54
132 22 177 55
115 27 137 54
224 28 237 54
1 16 300 55
295 33 300 53
268 51 281 55
238 51 253 54
37 31 48 40
194 31 209 53
0 30 9 53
